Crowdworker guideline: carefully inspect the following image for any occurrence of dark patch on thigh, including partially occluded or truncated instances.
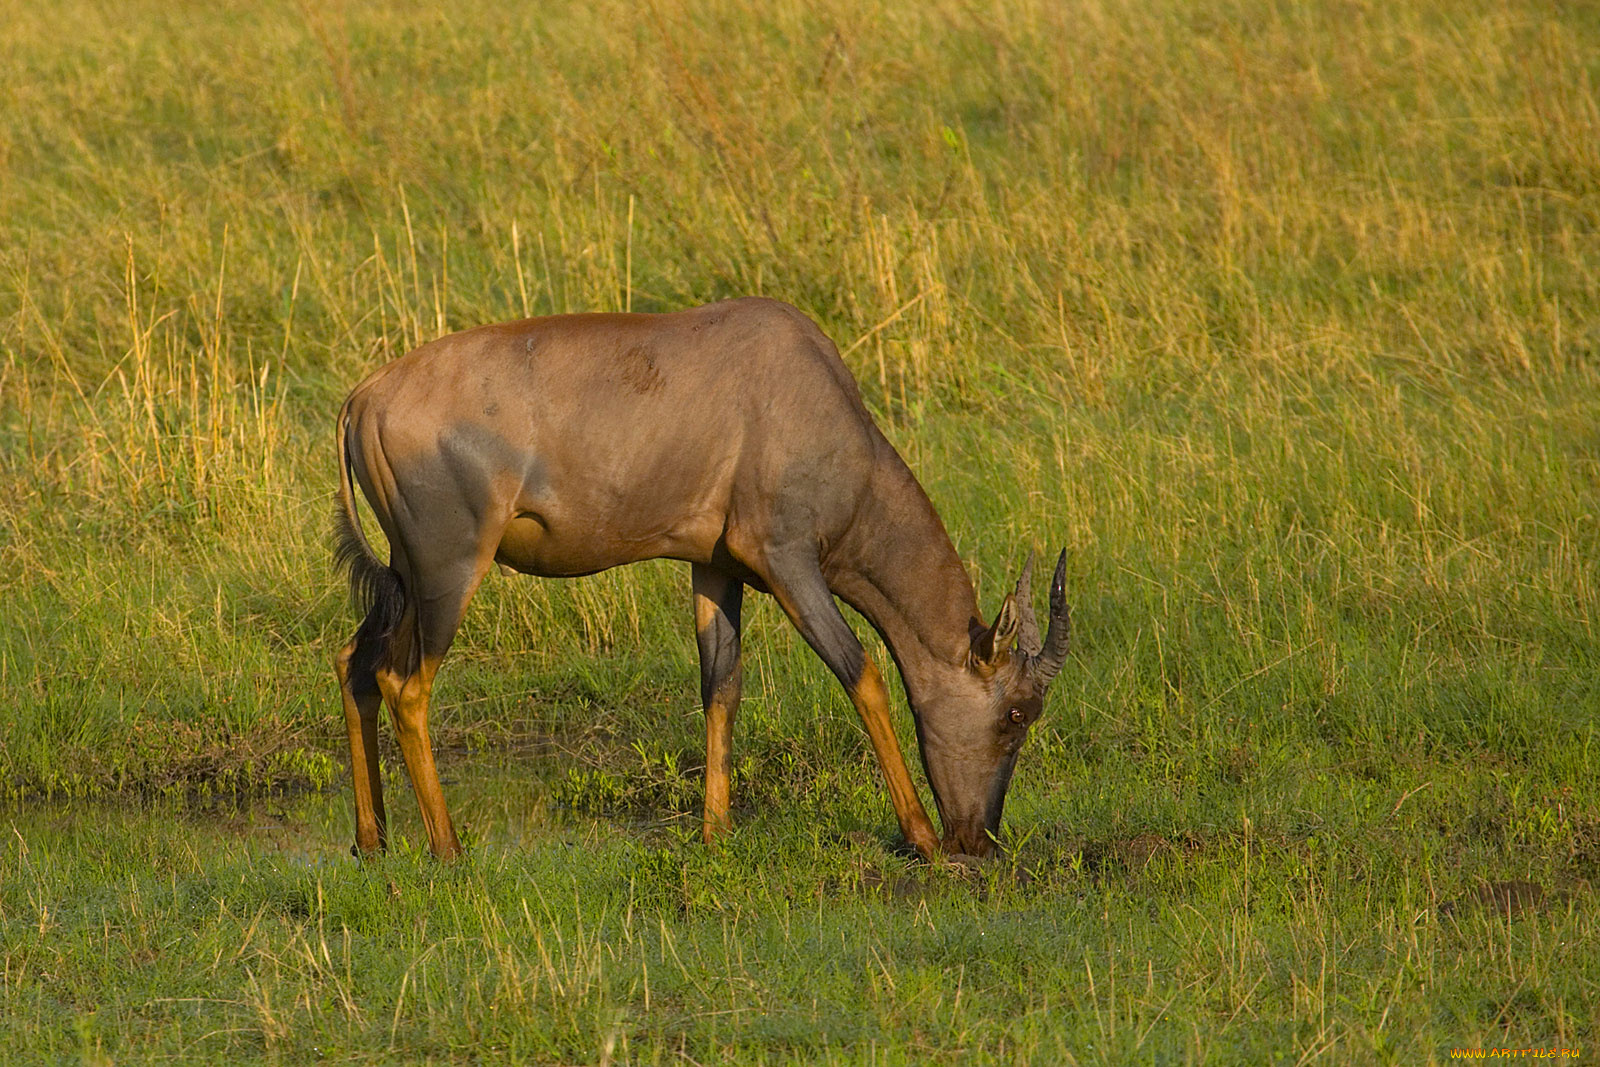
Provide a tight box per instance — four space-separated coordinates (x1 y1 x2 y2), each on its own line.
436 421 547 498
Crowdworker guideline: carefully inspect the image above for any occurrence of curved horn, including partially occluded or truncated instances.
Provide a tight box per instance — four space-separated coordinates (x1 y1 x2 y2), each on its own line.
1012 551 1041 657
1031 549 1072 689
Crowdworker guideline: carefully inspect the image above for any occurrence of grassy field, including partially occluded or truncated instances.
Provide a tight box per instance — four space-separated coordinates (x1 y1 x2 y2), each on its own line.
3 0 1598 1061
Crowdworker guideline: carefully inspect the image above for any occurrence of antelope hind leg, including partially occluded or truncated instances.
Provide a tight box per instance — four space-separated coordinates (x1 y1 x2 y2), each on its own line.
336 615 388 857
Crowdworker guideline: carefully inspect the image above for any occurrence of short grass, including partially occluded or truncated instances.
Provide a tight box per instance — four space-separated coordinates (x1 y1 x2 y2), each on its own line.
2 0 1598 1061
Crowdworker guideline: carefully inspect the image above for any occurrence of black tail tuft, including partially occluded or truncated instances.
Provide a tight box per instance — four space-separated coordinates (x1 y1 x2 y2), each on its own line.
333 503 405 639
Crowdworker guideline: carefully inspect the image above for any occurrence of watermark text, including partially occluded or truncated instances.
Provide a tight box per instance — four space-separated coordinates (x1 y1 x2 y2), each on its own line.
1450 1052 1581 1061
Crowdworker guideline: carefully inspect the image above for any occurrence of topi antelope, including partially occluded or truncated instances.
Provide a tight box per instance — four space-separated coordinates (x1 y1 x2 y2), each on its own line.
333 297 1070 862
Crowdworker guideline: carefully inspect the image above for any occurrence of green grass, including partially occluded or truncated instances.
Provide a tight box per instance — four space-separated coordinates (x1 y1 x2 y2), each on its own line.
3 0 1599 1060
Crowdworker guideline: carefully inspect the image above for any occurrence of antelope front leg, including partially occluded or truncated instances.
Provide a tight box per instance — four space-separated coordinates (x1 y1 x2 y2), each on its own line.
762 555 941 861
692 565 744 843
845 659 941 860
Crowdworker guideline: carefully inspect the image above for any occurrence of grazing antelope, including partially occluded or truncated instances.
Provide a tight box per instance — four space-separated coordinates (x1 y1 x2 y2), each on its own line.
333 297 1069 862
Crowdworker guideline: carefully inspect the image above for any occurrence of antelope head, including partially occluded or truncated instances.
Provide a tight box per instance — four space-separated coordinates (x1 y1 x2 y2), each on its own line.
918 550 1071 860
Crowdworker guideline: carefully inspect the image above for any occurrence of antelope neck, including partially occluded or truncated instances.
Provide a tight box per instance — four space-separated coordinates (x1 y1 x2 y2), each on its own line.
827 445 980 708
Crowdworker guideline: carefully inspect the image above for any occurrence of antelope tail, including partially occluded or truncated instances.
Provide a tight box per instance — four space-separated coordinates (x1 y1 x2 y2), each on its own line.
333 401 405 638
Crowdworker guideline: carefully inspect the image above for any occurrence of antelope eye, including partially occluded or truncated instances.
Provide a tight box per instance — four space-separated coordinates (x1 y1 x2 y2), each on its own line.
1008 707 1025 725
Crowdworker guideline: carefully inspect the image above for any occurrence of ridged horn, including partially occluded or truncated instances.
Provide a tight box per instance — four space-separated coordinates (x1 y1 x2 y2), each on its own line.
1031 549 1071 689
1012 551 1041 658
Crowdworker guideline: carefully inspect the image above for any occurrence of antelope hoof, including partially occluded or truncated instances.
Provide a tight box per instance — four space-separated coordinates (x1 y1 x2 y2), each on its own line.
890 837 956 865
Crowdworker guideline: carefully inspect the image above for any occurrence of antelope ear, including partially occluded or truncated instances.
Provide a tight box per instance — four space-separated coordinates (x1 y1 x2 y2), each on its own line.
972 594 1021 667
